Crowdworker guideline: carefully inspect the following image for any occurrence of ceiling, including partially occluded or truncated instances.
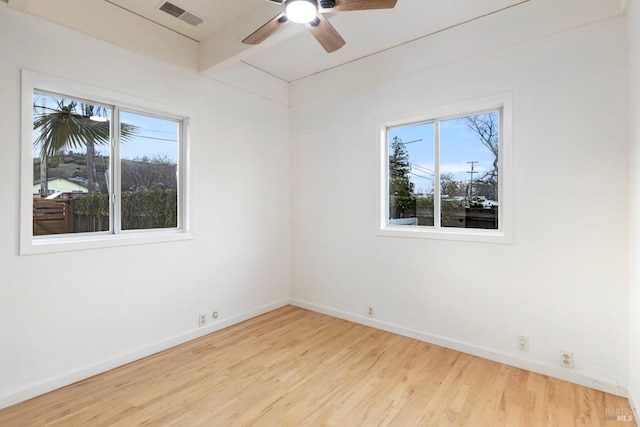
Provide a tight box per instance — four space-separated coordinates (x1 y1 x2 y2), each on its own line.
3 0 580 83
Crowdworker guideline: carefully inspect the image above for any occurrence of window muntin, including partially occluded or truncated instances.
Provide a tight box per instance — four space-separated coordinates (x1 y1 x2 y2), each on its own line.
22 71 191 254
382 103 507 241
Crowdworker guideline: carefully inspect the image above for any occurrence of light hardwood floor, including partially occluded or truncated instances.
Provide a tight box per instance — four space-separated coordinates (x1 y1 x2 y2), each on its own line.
0 306 635 426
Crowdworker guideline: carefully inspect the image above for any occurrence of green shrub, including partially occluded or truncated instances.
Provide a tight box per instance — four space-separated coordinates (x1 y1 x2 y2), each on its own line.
72 189 177 230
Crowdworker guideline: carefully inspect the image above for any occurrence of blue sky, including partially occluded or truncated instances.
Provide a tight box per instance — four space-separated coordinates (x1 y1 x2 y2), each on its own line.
388 112 498 195
33 93 178 163
120 111 178 162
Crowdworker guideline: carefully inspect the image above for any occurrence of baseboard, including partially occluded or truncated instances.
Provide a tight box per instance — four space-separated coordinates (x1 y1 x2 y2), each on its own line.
630 388 639 423
2 298 629 411
0 299 289 410
290 298 629 398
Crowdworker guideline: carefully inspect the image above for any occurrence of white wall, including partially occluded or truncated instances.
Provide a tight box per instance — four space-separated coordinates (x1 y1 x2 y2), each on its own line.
289 5 630 395
1 0 634 411
0 6 290 408
628 0 640 416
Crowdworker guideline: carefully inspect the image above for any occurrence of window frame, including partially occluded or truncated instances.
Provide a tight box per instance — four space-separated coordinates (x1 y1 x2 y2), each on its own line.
21 70 192 255
376 93 513 243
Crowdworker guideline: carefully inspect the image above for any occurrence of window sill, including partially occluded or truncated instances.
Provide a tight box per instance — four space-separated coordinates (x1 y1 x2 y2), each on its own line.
377 226 512 244
21 230 194 255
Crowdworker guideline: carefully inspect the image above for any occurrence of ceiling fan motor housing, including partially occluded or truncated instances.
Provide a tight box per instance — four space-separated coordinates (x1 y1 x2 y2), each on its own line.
247 0 396 52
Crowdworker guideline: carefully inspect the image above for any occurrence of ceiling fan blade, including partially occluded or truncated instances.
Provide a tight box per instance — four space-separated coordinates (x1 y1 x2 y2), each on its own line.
305 14 346 53
265 0 284 4
319 0 397 13
242 13 288 45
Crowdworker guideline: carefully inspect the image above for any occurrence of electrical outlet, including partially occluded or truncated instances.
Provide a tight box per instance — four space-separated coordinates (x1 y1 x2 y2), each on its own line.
560 351 574 368
198 313 206 327
367 306 374 317
516 334 529 351
212 311 219 320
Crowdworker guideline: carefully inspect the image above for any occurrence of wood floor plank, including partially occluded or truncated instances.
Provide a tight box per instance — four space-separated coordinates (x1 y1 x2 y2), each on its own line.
0 306 634 426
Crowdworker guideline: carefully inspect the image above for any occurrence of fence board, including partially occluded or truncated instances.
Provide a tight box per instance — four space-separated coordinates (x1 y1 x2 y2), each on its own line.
33 199 73 235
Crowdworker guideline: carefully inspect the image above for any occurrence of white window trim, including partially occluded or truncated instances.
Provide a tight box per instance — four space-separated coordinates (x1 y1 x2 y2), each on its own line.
20 70 193 255
376 93 514 244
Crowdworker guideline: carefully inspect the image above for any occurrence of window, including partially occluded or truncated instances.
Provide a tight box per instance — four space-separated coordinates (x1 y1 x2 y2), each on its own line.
378 94 512 243
21 71 191 254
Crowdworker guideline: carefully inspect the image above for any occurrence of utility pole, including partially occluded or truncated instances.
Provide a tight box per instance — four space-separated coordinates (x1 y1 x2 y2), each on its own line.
467 161 479 200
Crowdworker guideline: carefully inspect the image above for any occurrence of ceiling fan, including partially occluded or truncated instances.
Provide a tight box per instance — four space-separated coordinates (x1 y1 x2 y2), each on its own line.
242 0 398 53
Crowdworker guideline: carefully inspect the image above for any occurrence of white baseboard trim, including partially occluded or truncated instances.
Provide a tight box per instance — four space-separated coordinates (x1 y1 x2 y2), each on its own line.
630 389 639 423
290 298 629 398
0 299 289 410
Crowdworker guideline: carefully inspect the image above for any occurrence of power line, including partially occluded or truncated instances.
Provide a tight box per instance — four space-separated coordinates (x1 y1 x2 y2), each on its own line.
409 172 433 181
135 135 177 142
399 139 422 145
410 163 434 175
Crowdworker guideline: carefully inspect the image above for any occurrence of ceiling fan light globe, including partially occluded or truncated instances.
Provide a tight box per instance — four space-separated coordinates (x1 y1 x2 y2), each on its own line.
285 0 316 24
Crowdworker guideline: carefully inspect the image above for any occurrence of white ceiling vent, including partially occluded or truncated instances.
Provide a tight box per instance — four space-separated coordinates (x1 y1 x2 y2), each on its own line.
158 1 203 27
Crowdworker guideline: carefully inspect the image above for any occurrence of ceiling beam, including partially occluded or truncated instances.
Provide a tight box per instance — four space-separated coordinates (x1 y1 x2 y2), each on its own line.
199 2 304 75
21 0 199 70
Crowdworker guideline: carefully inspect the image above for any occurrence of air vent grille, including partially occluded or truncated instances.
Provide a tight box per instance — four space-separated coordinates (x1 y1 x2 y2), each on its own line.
159 1 184 17
158 1 203 27
178 11 203 27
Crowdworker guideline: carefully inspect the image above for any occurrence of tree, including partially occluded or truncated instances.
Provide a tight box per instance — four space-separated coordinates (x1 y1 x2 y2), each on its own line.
464 113 499 201
33 98 137 195
34 100 109 195
389 136 415 218
389 136 414 197
121 155 177 193
440 173 462 198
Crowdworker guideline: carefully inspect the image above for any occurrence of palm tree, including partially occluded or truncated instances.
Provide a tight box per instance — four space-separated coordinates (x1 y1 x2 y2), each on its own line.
33 98 136 195
34 100 109 195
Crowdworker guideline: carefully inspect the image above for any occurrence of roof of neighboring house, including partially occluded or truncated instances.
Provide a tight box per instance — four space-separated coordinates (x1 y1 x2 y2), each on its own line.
33 177 90 191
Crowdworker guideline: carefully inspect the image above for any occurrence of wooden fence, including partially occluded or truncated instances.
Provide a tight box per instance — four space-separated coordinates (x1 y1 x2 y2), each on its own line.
33 190 176 235
33 198 110 235
33 199 73 235
417 207 498 229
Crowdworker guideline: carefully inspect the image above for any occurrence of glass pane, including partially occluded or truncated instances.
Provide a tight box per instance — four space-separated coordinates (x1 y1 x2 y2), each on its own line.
32 92 111 236
120 110 179 231
388 122 435 227
439 111 499 230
